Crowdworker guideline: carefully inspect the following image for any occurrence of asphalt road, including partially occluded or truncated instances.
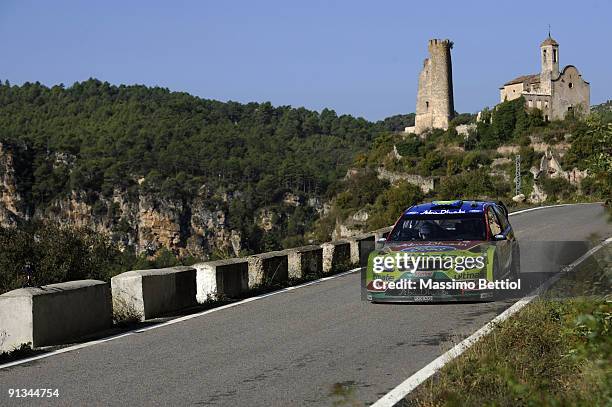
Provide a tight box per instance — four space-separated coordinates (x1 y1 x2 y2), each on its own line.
1 203 610 406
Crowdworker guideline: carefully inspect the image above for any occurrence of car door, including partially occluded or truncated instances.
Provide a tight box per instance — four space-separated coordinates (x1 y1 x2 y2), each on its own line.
486 206 512 275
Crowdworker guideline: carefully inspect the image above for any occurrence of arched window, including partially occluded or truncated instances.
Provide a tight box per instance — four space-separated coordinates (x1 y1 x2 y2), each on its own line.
553 49 557 63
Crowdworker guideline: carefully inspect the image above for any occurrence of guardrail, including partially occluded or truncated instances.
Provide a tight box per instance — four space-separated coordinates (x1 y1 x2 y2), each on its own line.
111 266 197 321
0 280 112 352
0 228 388 352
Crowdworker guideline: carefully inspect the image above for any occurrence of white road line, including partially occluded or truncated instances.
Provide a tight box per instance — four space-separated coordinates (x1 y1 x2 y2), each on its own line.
0 202 603 370
507 202 601 217
371 236 612 407
0 268 359 369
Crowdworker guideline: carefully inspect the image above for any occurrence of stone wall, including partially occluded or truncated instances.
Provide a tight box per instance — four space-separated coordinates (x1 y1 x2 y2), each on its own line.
551 65 590 120
376 167 436 193
500 82 524 102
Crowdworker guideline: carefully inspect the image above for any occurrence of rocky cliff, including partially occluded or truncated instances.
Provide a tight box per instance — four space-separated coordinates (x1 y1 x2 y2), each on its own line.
0 144 241 260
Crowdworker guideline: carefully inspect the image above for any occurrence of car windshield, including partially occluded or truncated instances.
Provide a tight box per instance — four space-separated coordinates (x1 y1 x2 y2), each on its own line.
388 213 487 241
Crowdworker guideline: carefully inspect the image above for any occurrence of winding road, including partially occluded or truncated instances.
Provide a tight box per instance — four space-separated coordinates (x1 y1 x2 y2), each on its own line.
1 203 610 406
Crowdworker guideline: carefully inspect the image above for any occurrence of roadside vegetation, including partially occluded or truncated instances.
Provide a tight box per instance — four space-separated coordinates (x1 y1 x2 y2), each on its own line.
0 221 195 294
403 245 612 407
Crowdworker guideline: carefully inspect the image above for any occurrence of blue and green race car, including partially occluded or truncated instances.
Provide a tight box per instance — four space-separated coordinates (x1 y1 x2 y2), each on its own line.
365 200 520 302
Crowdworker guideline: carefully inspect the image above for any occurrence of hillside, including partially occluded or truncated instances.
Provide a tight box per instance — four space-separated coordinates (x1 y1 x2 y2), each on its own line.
0 79 404 260
313 97 611 241
591 99 612 121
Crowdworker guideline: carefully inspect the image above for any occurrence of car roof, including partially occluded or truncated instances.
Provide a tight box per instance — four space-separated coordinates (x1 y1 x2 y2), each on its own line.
404 200 495 215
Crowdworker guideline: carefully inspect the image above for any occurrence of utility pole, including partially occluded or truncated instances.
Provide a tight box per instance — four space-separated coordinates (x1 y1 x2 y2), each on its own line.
515 155 521 196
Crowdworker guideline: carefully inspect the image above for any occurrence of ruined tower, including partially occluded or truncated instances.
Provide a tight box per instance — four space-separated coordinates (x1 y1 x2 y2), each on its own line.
414 39 455 134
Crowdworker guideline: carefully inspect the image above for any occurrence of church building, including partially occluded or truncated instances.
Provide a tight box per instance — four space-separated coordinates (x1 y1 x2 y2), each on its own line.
499 34 590 121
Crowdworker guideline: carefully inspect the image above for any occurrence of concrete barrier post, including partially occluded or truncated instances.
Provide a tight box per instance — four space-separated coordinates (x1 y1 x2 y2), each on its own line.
0 280 112 352
357 233 376 266
285 245 323 279
348 238 361 265
247 251 289 288
194 258 249 302
322 240 352 274
111 266 197 321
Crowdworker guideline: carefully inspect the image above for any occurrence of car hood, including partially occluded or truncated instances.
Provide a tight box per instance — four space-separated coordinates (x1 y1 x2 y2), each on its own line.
380 240 488 254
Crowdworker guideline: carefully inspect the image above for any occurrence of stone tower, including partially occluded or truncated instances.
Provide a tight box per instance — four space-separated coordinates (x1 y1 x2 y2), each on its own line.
414 39 455 134
539 34 559 94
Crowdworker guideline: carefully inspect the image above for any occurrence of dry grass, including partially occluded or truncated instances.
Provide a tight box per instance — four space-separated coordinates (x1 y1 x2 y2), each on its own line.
112 296 143 326
402 246 611 407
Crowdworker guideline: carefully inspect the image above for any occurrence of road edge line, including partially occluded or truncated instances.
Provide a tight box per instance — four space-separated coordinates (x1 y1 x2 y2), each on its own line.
508 202 602 217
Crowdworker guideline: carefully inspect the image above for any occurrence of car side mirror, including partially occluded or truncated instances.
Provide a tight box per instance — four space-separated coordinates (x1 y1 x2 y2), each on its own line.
375 237 386 250
493 234 507 241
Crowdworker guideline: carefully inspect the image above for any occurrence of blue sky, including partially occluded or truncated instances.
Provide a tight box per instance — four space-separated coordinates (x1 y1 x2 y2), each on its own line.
1 0 610 120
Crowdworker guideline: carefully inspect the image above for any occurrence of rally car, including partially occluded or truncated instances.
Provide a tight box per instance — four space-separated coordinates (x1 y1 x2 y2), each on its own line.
365 200 520 302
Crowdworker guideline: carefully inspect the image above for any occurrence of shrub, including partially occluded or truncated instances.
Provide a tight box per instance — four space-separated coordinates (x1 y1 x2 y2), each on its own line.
417 151 444 175
0 221 133 294
395 137 421 157
540 177 577 201
366 181 423 230
437 169 510 200
580 175 611 199
461 151 492 171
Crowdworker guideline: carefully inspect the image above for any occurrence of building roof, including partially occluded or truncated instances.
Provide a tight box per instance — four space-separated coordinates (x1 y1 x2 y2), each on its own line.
503 74 540 87
541 36 559 47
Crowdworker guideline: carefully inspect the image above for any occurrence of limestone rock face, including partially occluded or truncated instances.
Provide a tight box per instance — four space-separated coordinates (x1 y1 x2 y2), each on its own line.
283 192 301 207
537 149 587 186
529 183 548 204
0 145 242 259
540 150 566 179
43 192 113 234
352 209 369 222
187 194 239 258
0 144 25 227
456 123 476 136
330 208 370 241
492 157 512 167
332 220 364 241
257 208 275 232
137 195 184 255
307 197 324 214
496 145 520 156
376 167 436 194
